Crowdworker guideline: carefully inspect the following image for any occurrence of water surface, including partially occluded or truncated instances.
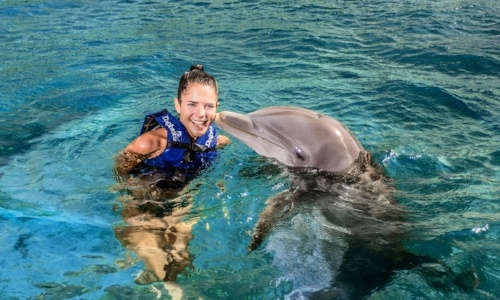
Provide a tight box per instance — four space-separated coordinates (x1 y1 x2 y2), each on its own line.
0 0 498 299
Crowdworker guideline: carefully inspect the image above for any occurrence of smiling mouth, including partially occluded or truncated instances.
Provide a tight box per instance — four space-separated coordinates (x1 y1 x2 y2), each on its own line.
191 119 208 127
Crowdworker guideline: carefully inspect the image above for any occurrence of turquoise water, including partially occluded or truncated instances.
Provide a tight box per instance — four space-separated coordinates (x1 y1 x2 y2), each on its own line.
1 0 499 299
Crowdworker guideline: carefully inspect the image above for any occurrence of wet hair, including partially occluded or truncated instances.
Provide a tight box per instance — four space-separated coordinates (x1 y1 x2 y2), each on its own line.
177 64 218 100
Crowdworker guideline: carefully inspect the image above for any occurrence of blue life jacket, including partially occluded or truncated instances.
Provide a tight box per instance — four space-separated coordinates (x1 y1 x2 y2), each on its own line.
139 109 218 173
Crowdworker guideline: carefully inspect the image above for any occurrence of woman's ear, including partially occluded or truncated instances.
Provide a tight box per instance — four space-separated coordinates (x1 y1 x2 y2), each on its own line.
174 98 181 114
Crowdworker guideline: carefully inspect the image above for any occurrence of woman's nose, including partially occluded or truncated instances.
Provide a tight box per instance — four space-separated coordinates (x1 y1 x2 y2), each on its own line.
195 105 206 116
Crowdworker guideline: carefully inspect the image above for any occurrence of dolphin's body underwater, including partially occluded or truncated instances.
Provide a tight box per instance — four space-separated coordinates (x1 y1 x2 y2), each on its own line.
215 106 477 299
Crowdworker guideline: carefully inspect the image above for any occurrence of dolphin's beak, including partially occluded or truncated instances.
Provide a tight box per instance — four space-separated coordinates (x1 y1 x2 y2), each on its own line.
215 111 254 133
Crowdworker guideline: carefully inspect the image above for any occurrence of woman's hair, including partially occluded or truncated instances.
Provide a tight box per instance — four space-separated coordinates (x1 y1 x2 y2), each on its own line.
177 64 218 100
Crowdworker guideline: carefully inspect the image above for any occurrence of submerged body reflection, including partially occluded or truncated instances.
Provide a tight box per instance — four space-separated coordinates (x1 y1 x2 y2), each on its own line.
113 171 205 298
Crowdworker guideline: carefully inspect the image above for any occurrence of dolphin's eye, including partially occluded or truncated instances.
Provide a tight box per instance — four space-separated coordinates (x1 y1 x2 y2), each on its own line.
294 147 305 161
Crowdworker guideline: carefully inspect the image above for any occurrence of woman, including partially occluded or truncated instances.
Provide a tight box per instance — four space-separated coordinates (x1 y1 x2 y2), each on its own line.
115 64 229 181
113 65 229 298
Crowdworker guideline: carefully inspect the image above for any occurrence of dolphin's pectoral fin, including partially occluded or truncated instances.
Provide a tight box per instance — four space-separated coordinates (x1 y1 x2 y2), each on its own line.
394 249 480 291
416 261 480 292
331 238 479 299
248 190 295 252
386 249 480 292
376 248 481 294
453 264 481 291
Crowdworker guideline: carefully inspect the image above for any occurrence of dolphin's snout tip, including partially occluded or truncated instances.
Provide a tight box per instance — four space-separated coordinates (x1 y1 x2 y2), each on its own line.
215 111 227 125
216 111 240 124
214 110 253 132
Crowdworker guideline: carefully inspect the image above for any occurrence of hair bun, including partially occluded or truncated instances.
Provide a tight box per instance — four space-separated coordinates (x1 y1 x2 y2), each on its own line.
190 64 204 71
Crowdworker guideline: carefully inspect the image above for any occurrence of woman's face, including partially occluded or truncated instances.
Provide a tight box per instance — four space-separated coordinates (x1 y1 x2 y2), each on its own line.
174 82 218 140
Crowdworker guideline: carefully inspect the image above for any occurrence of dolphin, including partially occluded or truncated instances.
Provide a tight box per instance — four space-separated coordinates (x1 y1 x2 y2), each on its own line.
215 106 478 299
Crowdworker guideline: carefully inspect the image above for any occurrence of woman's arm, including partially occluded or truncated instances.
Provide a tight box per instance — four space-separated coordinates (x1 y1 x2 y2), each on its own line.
114 128 168 178
114 149 152 177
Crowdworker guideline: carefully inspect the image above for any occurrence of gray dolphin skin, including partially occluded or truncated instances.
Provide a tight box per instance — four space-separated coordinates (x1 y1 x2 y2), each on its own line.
215 106 364 173
216 106 478 299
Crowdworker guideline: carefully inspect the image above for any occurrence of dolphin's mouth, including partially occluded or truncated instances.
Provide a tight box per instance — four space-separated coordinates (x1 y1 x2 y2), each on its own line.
215 111 284 148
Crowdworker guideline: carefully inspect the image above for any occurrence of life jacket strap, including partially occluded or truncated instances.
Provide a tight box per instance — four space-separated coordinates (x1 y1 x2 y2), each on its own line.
140 109 169 135
167 141 217 162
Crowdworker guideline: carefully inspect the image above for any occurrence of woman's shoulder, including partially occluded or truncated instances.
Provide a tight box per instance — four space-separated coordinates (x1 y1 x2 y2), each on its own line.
128 127 168 156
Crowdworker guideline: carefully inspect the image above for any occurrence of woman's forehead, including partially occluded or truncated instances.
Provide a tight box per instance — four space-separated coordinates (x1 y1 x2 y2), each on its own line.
182 83 218 101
